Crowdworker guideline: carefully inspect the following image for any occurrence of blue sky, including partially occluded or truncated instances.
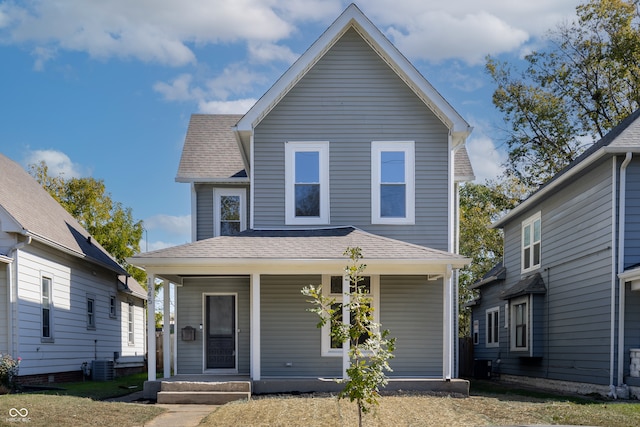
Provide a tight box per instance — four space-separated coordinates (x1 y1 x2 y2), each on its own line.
0 0 581 251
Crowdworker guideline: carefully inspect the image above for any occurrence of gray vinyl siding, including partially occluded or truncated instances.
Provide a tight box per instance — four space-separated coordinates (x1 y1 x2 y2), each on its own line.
380 276 443 377
260 275 341 377
496 159 614 385
176 277 250 374
470 283 506 365
195 184 250 241
624 159 640 268
253 28 450 250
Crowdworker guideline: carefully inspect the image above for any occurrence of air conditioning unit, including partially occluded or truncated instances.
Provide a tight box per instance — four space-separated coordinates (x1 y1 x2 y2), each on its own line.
91 360 115 381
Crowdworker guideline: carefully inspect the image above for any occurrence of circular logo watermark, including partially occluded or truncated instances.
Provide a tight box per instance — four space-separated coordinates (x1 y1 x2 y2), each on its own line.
7 408 29 423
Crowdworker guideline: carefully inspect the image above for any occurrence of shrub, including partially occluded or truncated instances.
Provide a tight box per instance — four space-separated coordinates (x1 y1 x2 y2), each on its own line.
0 353 21 392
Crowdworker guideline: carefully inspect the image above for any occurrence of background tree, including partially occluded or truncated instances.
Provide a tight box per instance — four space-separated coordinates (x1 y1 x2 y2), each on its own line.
302 247 395 427
30 161 146 285
487 0 640 187
458 178 528 336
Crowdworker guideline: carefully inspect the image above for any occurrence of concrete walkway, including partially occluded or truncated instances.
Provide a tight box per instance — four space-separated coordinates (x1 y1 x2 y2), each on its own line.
107 390 219 427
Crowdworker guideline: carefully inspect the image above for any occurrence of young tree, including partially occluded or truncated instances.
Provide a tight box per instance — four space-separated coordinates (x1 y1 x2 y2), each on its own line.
29 161 146 285
487 0 640 187
302 247 395 427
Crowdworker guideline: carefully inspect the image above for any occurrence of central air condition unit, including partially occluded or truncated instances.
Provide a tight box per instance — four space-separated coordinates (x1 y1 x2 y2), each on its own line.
91 360 115 381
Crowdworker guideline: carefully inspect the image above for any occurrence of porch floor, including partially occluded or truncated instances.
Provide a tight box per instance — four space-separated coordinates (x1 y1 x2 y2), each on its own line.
143 375 469 400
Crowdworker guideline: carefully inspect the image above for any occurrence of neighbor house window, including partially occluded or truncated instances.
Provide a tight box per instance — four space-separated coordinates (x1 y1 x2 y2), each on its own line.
285 141 329 225
41 275 53 341
522 213 541 272
371 141 415 224
87 295 96 329
214 188 246 236
109 294 117 318
128 302 135 345
320 275 379 356
510 296 529 351
486 307 499 347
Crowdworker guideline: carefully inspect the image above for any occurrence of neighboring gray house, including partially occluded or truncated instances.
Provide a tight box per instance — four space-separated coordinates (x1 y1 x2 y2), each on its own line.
0 153 146 384
469 109 640 398
130 4 474 395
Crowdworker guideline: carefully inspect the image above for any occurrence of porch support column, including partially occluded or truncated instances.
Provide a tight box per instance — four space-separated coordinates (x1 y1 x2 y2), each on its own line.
342 274 350 379
147 275 156 381
162 280 171 379
443 265 453 380
250 273 261 381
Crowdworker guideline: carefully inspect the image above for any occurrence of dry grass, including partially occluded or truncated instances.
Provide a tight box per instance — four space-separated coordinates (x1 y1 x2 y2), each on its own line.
0 394 164 427
201 392 640 427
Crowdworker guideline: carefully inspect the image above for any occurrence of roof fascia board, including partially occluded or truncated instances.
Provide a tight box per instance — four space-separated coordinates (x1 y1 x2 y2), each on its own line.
0 254 12 264
235 4 470 141
493 147 607 228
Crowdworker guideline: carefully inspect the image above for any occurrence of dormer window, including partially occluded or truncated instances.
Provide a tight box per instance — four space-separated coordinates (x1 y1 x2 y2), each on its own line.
285 141 330 225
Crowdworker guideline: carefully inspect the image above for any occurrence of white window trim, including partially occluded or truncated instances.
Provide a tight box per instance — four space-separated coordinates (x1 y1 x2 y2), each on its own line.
285 141 330 225
510 295 529 352
128 301 135 345
214 188 246 237
371 141 415 225
485 307 499 348
320 274 380 357
521 212 541 273
41 273 54 342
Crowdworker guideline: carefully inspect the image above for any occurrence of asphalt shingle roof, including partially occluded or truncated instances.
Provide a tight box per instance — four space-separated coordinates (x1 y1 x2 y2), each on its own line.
0 153 126 275
176 114 246 182
133 226 466 264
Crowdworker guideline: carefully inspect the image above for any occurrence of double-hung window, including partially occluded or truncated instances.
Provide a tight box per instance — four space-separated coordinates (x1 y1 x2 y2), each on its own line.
320 275 379 356
486 307 499 347
285 142 329 225
109 294 117 318
510 296 529 351
371 141 415 224
522 213 541 272
41 275 53 341
87 295 96 329
128 302 135 345
214 188 246 236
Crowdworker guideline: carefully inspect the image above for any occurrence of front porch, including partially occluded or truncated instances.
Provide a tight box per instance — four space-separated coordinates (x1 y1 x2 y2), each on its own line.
143 374 469 402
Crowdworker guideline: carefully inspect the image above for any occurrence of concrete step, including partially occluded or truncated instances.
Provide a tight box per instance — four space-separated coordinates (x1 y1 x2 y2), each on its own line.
156 390 250 405
161 381 251 393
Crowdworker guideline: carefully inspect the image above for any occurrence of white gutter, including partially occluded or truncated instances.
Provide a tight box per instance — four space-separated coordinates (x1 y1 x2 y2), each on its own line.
617 152 632 387
8 233 32 357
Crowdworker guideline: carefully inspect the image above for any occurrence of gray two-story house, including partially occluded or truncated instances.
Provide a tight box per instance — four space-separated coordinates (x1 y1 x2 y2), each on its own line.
130 4 473 397
470 109 640 399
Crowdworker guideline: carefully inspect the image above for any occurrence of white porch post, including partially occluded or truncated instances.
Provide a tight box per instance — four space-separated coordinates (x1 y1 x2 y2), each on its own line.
250 273 261 380
147 275 156 381
342 274 350 379
162 280 171 379
443 265 453 380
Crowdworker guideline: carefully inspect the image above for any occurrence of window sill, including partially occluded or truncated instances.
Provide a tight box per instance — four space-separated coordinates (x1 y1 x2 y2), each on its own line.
41 338 54 343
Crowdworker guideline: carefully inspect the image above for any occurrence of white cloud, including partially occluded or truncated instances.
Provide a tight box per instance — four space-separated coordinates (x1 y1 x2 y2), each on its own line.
23 149 89 178
248 41 298 64
144 214 191 236
466 135 507 184
198 98 257 114
144 240 184 252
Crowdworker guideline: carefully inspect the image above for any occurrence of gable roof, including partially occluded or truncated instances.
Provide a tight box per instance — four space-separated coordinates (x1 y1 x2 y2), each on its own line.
234 3 471 160
494 108 640 228
129 226 469 277
0 153 127 275
176 114 247 183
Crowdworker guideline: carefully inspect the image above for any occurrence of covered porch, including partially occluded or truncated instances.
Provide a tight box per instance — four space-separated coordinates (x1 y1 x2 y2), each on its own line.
129 227 470 401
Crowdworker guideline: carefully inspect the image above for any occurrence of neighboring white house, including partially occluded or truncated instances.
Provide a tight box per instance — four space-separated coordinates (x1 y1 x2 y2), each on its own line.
0 153 146 384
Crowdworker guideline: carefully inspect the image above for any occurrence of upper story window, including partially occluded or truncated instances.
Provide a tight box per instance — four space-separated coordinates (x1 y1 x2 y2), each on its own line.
522 212 541 272
109 294 117 318
285 141 329 225
371 141 415 224
214 188 246 236
87 295 96 329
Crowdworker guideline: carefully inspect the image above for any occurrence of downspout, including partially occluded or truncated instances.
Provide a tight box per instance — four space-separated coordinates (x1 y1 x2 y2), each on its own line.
616 152 632 388
8 232 32 357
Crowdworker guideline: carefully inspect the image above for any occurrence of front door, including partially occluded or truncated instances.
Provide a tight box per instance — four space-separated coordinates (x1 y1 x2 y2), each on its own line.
205 294 236 370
